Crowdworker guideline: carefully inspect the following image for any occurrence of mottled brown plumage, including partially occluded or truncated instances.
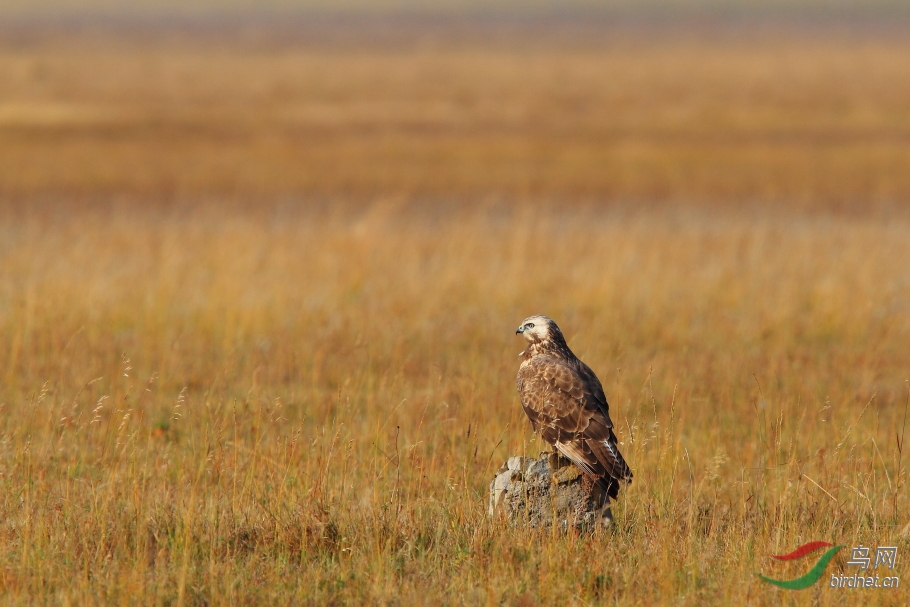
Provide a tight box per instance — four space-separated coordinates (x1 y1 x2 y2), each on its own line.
515 315 632 500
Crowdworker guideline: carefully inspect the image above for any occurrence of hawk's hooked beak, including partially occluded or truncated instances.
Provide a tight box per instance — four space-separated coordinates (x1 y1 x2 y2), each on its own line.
515 326 524 334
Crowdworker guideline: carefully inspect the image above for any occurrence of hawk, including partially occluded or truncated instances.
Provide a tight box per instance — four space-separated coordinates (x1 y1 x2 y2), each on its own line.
515 315 632 500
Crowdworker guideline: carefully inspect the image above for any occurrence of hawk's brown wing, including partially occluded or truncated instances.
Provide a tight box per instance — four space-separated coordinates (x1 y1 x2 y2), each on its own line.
516 355 632 493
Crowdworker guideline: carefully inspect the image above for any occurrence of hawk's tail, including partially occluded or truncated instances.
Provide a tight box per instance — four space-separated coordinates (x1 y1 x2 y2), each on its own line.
586 433 633 500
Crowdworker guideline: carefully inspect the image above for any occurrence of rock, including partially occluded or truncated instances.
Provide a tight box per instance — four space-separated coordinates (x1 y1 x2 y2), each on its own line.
488 452 613 529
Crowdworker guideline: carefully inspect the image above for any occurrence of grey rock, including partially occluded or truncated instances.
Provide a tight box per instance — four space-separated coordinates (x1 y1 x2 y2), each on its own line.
488 452 613 529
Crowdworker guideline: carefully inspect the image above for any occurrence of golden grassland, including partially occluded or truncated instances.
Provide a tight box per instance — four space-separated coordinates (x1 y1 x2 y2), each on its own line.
1 23 910 606
2 25 910 208
2 203 910 605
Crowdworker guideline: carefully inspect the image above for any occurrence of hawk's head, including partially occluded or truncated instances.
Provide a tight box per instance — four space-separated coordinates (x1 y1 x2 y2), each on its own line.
516 315 559 344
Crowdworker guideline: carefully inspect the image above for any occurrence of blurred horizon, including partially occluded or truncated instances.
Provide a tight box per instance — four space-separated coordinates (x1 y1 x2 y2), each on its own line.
4 0 910 22
3 1 910 216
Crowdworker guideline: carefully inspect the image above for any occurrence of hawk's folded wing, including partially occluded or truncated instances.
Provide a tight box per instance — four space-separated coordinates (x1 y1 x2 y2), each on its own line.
516 355 632 486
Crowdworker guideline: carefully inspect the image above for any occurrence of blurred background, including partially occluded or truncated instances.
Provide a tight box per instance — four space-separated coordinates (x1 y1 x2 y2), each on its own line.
2 0 910 212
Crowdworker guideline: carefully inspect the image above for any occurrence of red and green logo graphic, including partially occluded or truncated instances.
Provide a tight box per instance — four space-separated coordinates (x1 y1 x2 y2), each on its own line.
757 541 844 589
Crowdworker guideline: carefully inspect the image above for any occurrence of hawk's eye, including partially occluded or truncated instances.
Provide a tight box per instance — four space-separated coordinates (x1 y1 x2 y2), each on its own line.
527 323 535 328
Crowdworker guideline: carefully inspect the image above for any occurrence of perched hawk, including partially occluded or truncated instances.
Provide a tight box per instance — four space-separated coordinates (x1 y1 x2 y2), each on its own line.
515 315 632 500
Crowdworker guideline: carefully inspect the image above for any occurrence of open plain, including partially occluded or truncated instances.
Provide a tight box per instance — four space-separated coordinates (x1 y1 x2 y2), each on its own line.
0 18 909 605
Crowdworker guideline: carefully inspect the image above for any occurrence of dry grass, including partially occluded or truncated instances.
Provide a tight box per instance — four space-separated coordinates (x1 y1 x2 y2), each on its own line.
2 25 910 208
1 203 908 605
0 21 909 606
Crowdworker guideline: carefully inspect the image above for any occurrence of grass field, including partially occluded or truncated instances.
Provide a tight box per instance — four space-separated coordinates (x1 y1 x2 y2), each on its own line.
1 19 909 606
3 22 910 209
